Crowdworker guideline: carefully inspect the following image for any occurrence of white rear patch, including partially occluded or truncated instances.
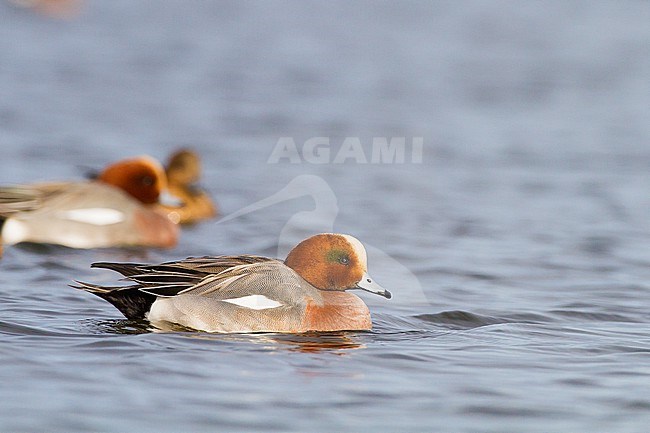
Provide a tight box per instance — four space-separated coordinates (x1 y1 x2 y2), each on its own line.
222 295 283 310
57 208 125 225
1 219 28 245
341 234 368 267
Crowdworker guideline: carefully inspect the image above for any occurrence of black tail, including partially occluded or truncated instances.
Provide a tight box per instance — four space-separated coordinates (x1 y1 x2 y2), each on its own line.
72 281 156 320
91 261 147 277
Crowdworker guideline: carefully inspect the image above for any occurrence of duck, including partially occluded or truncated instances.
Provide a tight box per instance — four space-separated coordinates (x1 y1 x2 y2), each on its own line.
73 233 392 333
161 149 218 224
0 156 178 249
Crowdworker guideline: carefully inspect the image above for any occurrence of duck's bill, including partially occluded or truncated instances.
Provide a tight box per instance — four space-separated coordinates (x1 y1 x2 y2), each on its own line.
356 272 392 299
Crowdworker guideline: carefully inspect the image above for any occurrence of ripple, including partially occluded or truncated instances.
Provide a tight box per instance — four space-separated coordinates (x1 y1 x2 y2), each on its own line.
460 404 556 418
414 310 510 329
0 320 77 337
548 310 641 323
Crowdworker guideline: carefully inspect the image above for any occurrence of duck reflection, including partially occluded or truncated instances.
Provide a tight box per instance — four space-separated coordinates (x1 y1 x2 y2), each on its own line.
266 332 364 353
86 318 364 353
182 331 365 353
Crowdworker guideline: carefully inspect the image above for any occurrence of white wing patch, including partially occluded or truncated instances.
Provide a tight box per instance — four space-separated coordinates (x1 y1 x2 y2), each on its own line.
57 208 126 225
221 295 283 310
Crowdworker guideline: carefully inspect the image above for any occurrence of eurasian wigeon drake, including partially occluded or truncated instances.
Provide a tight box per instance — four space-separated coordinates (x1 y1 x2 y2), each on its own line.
160 149 218 224
0 156 178 249
73 233 391 333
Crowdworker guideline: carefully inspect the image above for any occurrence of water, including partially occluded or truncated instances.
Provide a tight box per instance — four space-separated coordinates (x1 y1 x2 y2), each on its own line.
1 1 650 432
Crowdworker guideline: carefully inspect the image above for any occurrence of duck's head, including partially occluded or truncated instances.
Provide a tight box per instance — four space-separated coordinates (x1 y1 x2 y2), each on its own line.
285 233 392 299
98 156 167 205
165 149 202 187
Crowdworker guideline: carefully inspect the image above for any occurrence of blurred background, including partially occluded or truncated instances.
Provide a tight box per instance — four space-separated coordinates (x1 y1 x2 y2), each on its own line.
1 1 649 432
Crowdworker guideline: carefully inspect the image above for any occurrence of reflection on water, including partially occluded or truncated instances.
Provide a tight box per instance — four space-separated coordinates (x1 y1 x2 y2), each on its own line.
81 318 154 335
83 318 366 353
185 331 366 354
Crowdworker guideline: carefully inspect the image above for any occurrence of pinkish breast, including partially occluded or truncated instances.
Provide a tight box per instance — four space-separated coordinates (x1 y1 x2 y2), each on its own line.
301 291 372 332
134 208 179 248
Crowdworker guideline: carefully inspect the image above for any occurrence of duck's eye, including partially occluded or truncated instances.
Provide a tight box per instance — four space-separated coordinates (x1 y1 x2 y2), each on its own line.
140 176 155 186
339 256 350 265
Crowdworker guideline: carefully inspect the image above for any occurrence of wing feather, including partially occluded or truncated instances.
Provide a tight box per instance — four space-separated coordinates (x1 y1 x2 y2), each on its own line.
84 255 298 300
0 187 43 214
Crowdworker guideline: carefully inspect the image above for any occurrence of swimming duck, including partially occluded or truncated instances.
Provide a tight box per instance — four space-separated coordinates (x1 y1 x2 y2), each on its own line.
74 233 391 333
0 156 178 249
161 149 218 224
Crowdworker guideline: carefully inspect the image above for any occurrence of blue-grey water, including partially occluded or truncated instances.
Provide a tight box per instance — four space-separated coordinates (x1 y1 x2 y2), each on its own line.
1 1 650 432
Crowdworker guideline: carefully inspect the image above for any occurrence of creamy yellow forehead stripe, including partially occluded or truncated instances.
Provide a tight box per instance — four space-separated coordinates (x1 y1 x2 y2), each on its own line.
136 155 165 171
340 234 367 269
